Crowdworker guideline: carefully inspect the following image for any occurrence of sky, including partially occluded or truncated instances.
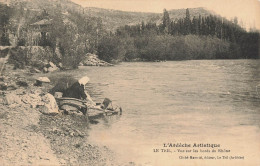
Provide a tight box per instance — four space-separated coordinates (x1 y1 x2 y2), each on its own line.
71 0 260 30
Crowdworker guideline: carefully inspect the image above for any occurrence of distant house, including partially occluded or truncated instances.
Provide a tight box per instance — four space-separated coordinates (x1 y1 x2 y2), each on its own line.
27 19 52 46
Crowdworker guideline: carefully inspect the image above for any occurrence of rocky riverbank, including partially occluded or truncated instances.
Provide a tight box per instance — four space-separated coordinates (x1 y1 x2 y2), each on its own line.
79 53 114 67
0 64 119 165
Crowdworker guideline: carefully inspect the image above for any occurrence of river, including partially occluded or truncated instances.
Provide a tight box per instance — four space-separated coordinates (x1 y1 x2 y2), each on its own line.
56 60 260 165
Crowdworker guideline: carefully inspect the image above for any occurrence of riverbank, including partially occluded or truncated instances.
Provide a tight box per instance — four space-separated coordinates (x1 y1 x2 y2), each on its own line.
0 64 118 165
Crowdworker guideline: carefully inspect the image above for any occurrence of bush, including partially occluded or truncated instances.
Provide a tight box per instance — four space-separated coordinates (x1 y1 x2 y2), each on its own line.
97 36 124 63
113 35 231 61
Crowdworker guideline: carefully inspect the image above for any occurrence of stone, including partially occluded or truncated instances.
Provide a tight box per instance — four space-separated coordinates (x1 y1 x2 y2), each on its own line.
78 62 83 66
43 67 48 73
58 62 63 68
46 62 59 72
37 77 51 83
47 66 58 72
39 93 59 115
30 68 41 73
80 53 113 66
21 93 43 108
49 62 56 68
3 93 21 105
35 77 50 86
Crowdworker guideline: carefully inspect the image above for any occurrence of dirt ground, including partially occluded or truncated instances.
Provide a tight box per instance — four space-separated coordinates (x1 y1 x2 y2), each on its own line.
0 64 121 166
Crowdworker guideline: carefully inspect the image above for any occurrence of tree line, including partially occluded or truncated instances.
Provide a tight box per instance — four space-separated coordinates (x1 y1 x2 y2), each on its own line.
99 8 259 62
1 3 259 68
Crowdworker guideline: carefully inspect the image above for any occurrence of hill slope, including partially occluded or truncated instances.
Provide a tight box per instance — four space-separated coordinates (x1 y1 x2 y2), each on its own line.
1 0 214 32
84 7 214 31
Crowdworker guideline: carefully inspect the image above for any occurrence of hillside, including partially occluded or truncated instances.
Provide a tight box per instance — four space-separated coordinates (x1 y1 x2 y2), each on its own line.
1 0 214 32
84 7 214 31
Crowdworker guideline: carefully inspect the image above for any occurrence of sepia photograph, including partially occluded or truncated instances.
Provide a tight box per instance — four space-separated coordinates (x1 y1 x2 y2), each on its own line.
0 0 259 165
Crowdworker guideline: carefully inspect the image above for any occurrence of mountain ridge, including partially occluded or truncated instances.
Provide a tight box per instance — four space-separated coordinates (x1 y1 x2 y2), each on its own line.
1 0 215 31
83 6 215 31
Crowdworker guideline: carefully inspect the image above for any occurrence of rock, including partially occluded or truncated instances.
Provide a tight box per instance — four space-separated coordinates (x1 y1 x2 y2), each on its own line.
80 53 113 66
49 62 56 68
43 67 48 73
22 93 43 108
3 93 21 105
37 77 51 83
47 66 58 72
78 62 83 66
30 68 41 73
39 93 59 115
58 62 63 68
47 62 59 72
34 77 50 86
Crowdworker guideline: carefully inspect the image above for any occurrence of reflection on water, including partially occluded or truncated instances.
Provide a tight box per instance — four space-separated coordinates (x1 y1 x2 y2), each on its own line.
52 60 260 165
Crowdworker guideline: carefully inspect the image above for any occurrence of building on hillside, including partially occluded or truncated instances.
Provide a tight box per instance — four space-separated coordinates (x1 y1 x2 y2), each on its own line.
27 19 52 46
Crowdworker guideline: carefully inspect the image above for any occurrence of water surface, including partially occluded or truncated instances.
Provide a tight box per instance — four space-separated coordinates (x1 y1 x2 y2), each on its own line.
54 60 260 165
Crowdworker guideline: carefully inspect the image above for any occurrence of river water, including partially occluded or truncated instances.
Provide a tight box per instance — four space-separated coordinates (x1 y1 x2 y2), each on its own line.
58 60 260 165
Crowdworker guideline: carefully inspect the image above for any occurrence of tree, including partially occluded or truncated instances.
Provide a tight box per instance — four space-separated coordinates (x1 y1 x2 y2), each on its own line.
141 21 145 32
184 8 191 35
162 9 170 33
97 36 123 63
0 4 12 45
192 17 199 35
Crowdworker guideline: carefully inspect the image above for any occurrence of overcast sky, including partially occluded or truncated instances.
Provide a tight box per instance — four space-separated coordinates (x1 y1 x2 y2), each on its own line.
71 0 260 30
